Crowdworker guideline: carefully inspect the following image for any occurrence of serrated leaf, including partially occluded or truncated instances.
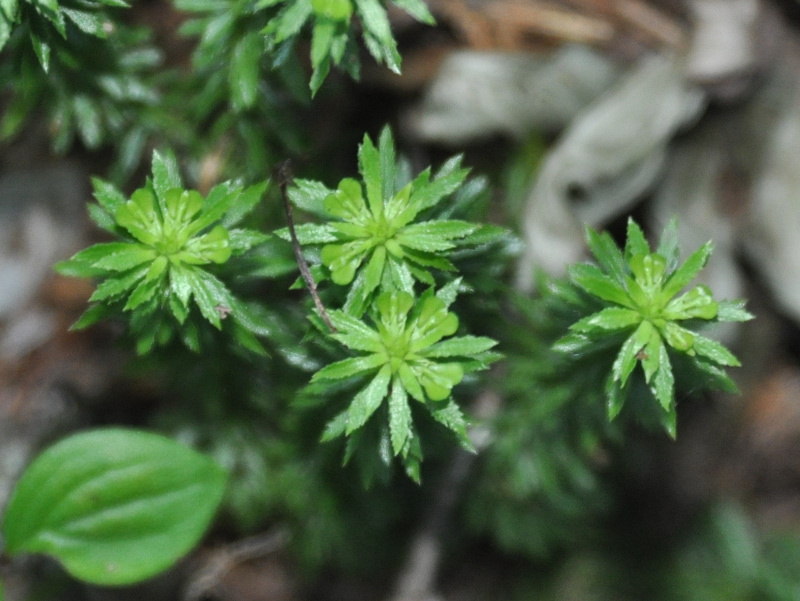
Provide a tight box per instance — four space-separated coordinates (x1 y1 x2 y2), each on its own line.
320 410 348 442
346 364 391 433
659 240 714 301
570 307 641 333
2 428 226 586
151 150 182 203
61 8 106 37
655 216 680 272
92 244 157 272
354 0 399 72
391 0 434 24
624 217 650 258
612 321 652 385
693 334 740 367
569 263 633 308
288 179 334 217
388 379 412 456
396 220 477 252
421 335 497 358
89 264 149 303
428 400 474 452
358 132 383 216
312 354 384 381
605 375 625 420
182 266 234 328
269 0 312 42
586 227 627 284
717 300 754 323
652 343 674 412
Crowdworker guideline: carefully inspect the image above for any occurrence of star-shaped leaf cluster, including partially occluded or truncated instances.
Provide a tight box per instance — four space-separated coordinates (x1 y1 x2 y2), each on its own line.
56 149 270 354
309 283 499 481
280 127 507 315
554 218 753 436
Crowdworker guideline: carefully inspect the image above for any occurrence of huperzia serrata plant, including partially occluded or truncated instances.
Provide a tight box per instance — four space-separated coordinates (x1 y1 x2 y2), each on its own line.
554 218 753 436
56 149 270 354
310 284 499 481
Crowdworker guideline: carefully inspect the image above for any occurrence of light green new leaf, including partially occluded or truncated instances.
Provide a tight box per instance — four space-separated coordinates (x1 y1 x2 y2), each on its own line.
612 320 652 386
346 364 392 433
391 0 434 24
2 428 226 586
717 300 754 323
92 245 157 272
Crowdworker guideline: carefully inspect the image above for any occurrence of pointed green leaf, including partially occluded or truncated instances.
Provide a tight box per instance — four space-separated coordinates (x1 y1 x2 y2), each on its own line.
150 150 182 203
428 400 474 452
229 32 262 110
569 263 633 308
655 216 680 272
421 335 497 358
570 307 641 333
346 364 391 433
624 218 650 258
312 354 385 381
358 133 383 215
693 334 740 367
586 227 627 284
605 375 626 420
717 300 754 323
392 0 434 24
652 343 674 413
354 0 400 72
92 245 158 272
612 320 652 385
388 379 413 456
659 240 714 301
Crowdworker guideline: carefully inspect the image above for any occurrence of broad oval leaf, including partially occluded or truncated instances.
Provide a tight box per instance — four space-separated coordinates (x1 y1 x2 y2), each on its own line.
2 428 227 586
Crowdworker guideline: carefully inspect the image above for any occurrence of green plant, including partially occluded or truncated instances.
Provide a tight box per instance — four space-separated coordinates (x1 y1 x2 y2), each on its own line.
1 0 767 597
1 428 226 586
553 218 752 436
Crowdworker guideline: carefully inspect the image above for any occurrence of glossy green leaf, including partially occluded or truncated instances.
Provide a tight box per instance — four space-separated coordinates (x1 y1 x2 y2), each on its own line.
230 32 262 110
2 428 226 586
346 364 392 433
570 263 633 308
388 379 412 456
150 149 182 203
311 354 385 381
652 343 674 413
570 307 641 333
659 240 714 302
421 335 497 358
585 227 627 285
624 217 649 258
693 334 741 367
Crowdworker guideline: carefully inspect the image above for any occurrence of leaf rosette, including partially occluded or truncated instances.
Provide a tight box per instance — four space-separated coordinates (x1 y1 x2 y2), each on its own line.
554 218 753 436
280 128 506 316
56 150 269 353
310 284 499 480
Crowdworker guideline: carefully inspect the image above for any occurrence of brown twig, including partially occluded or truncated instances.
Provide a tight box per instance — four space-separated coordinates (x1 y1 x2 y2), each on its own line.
275 160 337 333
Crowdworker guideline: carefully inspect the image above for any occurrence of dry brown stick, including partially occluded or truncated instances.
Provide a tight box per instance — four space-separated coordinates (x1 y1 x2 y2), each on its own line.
275 160 337 333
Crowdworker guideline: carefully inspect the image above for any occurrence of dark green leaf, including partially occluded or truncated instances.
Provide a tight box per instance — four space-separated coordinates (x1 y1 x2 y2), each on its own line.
229 32 262 110
2 428 226 586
